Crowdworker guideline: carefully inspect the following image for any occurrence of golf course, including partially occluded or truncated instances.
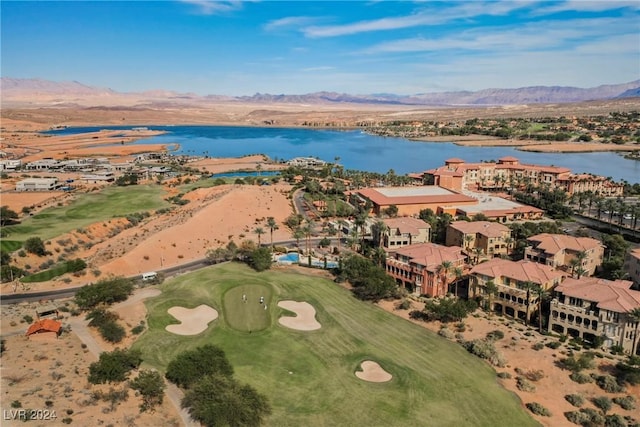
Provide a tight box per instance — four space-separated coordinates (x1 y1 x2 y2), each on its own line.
134 262 538 427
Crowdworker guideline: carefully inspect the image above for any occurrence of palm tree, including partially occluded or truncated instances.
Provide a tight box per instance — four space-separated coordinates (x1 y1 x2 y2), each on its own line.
531 284 549 333
472 247 484 265
628 307 640 356
372 220 388 248
485 280 498 316
336 219 347 250
522 281 535 326
266 217 279 249
292 227 304 249
464 234 474 250
451 266 464 298
436 260 452 297
302 220 314 255
253 227 265 246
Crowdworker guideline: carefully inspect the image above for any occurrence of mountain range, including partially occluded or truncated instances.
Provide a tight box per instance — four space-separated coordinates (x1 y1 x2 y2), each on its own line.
1 77 639 107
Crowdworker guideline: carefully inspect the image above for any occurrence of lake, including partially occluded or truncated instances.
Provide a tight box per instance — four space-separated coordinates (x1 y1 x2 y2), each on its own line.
46 125 640 183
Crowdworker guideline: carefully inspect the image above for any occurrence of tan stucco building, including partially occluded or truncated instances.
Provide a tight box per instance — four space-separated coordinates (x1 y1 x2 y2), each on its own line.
524 234 604 277
446 221 512 259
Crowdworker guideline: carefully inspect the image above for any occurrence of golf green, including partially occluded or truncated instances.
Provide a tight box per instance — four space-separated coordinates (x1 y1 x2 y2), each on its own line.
136 263 538 427
223 284 272 332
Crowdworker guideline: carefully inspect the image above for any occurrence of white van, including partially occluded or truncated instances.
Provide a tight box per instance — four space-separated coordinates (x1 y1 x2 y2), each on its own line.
142 272 158 281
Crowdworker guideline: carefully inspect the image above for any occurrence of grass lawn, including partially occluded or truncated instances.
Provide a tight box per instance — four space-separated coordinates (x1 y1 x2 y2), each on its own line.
2 185 168 243
135 263 537 427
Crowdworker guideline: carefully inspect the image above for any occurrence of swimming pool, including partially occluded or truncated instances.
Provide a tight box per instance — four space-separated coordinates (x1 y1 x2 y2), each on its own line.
276 252 338 269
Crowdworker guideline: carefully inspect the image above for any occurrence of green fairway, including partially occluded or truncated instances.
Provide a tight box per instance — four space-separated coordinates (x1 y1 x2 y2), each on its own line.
224 284 272 332
135 263 537 427
3 185 168 243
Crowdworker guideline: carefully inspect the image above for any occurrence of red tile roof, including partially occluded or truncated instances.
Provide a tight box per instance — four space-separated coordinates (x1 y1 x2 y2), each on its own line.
390 243 465 272
356 187 475 206
449 221 509 237
527 233 603 255
26 319 62 336
555 277 640 313
471 258 565 285
383 217 431 236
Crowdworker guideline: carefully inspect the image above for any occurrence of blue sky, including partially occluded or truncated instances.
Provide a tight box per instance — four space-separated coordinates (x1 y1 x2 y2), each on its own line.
1 1 639 96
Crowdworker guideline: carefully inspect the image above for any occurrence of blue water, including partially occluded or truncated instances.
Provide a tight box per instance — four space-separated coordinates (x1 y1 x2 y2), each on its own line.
276 252 338 268
211 171 280 178
278 253 300 262
45 125 640 183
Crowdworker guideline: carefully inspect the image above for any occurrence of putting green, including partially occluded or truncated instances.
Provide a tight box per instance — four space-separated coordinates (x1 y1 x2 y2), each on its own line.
223 284 272 332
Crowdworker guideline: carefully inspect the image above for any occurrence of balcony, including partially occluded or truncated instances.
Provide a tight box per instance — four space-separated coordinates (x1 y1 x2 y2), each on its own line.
551 300 598 318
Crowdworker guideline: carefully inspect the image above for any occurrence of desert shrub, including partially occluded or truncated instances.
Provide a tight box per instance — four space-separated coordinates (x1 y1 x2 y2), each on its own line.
422 298 477 322
88 349 142 384
396 299 411 310
604 414 627 427
614 357 640 386
129 369 165 413
526 402 551 417
24 237 46 256
11 400 22 408
569 372 593 384
486 330 505 341
131 325 144 335
593 374 625 393
558 353 595 372
455 322 466 332
532 342 544 351
497 372 512 379
612 395 636 410
462 339 506 367
87 309 125 343
592 396 613 414
165 344 234 389
23 314 33 324
438 327 455 339
564 408 604 426
516 376 536 392
524 369 545 382
92 387 129 410
409 310 429 321
565 394 585 407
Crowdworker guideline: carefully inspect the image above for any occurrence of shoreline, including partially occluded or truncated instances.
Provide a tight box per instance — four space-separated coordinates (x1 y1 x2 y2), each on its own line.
410 135 640 153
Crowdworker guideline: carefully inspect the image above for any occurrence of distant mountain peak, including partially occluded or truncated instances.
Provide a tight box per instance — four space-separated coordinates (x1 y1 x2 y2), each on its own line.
2 77 638 107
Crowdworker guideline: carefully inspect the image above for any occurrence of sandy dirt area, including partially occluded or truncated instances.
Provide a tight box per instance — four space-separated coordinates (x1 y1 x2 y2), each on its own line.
355 360 393 383
0 287 182 427
165 304 219 336
277 300 322 331
190 155 287 174
0 191 67 213
377 299 640 427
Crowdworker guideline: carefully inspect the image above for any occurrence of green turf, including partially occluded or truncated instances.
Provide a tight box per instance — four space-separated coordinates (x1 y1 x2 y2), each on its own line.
135 263 537 427
20 263 69 283
0 240 22 253
223 284 272 332
2 185 168 243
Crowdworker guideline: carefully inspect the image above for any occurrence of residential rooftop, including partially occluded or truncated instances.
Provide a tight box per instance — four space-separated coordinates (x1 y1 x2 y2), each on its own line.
471 258 565 285
555 277 640 313
527 233 603 254
448 220 510 237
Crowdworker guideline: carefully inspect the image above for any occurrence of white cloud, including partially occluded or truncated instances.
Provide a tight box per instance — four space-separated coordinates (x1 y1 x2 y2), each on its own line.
301 66 335 72
179 0 243 15
263 16 321 31
301 1 537 38
532 0 640 15
359 16 639 54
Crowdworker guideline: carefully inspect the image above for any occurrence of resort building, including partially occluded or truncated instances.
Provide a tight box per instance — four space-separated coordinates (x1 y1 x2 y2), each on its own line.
385 242 466 297
286 157 327 167
446 221 512 260
15 178 60 192
524 234 604 277
624 248 640 287
0 159 21 171
549 277 640 354
469 258 566 324
381 217 431 249
79 171 115 183
349 186 477 217
349 185 542 222
420 157 623 196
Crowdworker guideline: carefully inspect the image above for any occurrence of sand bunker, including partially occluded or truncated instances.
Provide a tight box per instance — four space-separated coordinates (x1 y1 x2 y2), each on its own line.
277 301 321 331
166 304 218 335
355 361 392 383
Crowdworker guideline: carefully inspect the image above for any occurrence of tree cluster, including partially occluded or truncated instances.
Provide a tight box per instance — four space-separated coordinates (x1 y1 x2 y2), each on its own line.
166 344 271 427
88 348 143 384
115 173 138 186
338 254 399 302
0 206 19 226
413 298 478 323
74 276 134 310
